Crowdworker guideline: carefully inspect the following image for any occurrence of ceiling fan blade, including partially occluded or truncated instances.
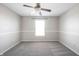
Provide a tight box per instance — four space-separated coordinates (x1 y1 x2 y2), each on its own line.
23 5 33 8
41 8 51 12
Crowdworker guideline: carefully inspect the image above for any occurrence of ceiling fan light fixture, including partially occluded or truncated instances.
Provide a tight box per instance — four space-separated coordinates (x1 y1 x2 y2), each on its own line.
31 9 40 16
31 8 41 16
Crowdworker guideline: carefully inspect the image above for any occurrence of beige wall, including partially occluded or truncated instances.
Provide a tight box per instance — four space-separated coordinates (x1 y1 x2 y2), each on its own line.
21 16 59 41
0 4 21 55
59 4 79 55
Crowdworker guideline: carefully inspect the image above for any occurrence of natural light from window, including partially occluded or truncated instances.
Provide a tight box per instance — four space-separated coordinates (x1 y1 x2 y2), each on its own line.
35 20 45 36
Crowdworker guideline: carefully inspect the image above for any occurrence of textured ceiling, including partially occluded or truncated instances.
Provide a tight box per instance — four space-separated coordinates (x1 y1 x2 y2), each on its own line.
3 3 77 16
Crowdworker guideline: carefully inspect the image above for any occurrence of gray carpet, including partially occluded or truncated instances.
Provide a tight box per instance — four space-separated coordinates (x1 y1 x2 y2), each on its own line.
2 41 78 56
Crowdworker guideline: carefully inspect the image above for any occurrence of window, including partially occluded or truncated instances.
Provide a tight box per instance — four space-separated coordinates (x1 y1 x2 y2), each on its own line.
35 20 45 36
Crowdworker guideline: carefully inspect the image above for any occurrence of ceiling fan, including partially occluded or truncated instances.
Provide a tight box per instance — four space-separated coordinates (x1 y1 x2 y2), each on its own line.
23 3 51 16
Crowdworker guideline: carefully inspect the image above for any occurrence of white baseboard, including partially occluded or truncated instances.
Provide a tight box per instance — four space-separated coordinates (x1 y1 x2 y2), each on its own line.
59 41 79 55
0 41 21 55
21 40 59 42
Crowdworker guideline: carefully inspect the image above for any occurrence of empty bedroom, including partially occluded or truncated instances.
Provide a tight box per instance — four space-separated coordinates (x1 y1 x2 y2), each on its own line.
0 3 79 56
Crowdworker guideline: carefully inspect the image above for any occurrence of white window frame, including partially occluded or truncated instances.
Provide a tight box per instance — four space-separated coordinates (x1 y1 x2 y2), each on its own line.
35 20 45 36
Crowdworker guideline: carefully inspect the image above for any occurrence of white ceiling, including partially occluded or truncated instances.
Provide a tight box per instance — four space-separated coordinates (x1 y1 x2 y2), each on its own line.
3 3 78 16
